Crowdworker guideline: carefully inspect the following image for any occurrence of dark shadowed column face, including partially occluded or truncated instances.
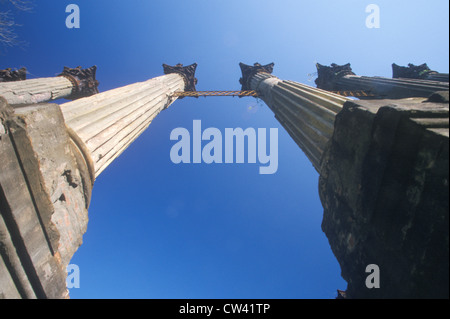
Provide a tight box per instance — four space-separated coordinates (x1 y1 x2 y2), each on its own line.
319 97 449 298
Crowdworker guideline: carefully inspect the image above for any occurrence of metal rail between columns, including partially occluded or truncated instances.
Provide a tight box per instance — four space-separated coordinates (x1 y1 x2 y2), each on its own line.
171 89 373 98
172 90 258 97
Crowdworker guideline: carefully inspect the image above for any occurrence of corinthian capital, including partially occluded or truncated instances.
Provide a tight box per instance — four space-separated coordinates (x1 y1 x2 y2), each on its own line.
59 66 99 100
392 63 435 79
315 63 355 91
0 67 27 82
163 63 198 92
239 62 274 91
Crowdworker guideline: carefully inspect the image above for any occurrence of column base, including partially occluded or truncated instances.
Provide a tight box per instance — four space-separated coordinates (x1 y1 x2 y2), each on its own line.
0 99 92 298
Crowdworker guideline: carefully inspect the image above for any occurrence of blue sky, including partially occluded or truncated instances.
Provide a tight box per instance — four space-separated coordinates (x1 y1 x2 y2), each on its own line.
2 0 448 299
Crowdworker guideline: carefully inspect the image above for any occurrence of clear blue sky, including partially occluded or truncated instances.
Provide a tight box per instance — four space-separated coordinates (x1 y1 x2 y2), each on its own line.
2 0 448 299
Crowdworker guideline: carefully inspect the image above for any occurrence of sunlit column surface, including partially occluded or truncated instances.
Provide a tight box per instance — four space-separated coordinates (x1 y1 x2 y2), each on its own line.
60 63 196 178
0 66 99 105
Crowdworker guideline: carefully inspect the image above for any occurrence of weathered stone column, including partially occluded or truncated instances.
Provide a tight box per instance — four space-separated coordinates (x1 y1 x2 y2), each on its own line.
315 63 449 99
241 62 449 298
392 63 449 83
239 62 349 172
0 66 99 106
60 63 196 178
0 63 196 298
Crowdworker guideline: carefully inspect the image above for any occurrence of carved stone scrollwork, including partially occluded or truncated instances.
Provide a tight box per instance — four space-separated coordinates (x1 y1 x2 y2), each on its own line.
59 66 99 100
315 63 356 91
392 63 435 79
162 63 198 93
0 67 27 82
239 62 275 91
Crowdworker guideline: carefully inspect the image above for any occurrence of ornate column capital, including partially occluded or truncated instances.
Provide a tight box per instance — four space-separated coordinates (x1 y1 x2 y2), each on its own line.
315 63 355 91
239 62 274 91
58 66 99 100
392 63 435 79
0 67 27 82
162 63 198 92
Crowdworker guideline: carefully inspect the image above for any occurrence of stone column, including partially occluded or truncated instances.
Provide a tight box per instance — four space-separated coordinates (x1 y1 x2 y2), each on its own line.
392 63 449 83
239 62 349 172
0 66 99 106
315 63 449 99
0 63 196 298
60 63 196 178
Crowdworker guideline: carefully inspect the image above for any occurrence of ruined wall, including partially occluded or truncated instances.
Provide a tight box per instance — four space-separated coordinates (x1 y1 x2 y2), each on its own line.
319 93 449 298
0 98 91 298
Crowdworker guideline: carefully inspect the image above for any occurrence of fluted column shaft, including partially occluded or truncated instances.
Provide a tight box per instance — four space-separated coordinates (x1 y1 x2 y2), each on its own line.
0 76 74 105
424 73 449 83
0 66 99 105
250 72 348 172
337 75 449 99
60 73 185 178
315 63 449 99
